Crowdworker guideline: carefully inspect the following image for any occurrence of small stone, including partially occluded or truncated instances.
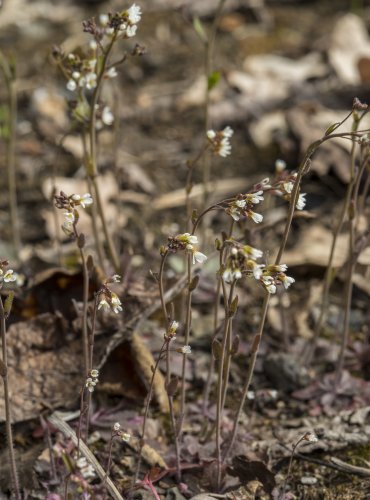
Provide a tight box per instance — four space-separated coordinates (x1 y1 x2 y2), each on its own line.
301 476 317 485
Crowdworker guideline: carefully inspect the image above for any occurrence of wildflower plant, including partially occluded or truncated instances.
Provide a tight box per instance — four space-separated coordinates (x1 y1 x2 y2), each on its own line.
0 260 20 499
52 4 144 273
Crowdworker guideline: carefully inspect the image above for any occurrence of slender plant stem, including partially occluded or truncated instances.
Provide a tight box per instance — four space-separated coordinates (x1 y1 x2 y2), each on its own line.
335 153 368 387
0 297 20 500
0 54 21 256
222 124 370 462
215 279 235 490
72 220 89 376
202 0 227 203
82 133 105 271
165 339 181 482
179 253 192 435
87 36 121 273
280 435 307 499
222 293 269 462
134 341 167 484
303 115 361 364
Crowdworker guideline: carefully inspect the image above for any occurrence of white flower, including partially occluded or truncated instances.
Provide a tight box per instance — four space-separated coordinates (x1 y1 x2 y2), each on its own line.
223 268 242 283
105 67 118 79
206 130 216 140
223 126 233 138
219 138 232 157
248 191 264 204
106 27 114 36
63 211 75 224
284 182 294 194
262 276 276 294
85 72 97 90
247 391 255 400
252 264 264 280
275 159 286 172
304 431 318 443
112 274 121 283
66 79 77 92
121 432 131 442
182 233 198 245
100 14 109 26
113 422 121 432
296 193 307 210
89 40 97 50
249 211 263 224
235 199 246 208
169 321 179 334
78 77 86 87
98 299 110 311
102 106 114 126
127 4 142 24
229 207 240 221
273 264 288 272
126 25 137 37
80 193 93 208
192 251 207 265
88 59 97 71
86 377 97 392
90 369 99 378
3 270 17 283
265 283 276 294
243 245 263 260
81 464 96 479
76 457 88 469
181 345 191 354
111 293 123 314
282 275 295 289
72 71 81 80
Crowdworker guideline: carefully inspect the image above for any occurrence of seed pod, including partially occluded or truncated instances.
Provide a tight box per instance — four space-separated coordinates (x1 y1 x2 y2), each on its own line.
86 255 94 274
230 335 240 356
212 338 222 360
228 295 239 318
4 292 14 318
166 376 179 397
77 233 85 248
189 275 199 292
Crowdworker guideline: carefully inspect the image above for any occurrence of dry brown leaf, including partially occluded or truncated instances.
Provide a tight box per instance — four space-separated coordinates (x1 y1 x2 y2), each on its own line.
281 223 348 268
141 443 168 469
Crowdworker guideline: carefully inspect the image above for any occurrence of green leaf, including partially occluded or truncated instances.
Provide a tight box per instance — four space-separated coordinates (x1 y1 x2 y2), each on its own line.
208 71 220 91
193 16 207 44
324 122 340 136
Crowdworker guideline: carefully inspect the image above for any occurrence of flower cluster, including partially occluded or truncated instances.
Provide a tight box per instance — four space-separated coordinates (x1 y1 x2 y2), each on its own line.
302 431 319 443
76 456 95 480
221 242 294 294
54 191 93 236
165 233 207 265
176 345 191 354
99 4 142 39
225 191 265 223
271 161 307 210
207 126 233 157
0 260 17 287
85 369 99 393
222 243 264 284
165 320 179 341
97 275 123 314
261 264 295 294
112 422 131 442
